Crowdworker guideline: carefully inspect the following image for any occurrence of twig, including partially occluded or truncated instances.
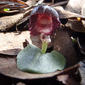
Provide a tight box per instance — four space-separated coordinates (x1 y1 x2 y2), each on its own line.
24 0 44 15
0 4 9 9
51 1 68 7
52 0 54 4
35 0 44 6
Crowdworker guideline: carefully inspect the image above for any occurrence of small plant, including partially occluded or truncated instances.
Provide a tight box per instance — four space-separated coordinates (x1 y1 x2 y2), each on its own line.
17 5 66 74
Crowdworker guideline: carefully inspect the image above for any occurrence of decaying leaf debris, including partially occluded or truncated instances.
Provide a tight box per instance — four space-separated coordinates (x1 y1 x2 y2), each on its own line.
0 0 85 85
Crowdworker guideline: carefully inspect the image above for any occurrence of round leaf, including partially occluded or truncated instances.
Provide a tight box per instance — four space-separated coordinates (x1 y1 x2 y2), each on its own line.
17 44 66 73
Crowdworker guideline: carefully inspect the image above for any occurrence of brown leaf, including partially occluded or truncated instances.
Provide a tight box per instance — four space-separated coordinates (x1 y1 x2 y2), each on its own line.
0 13 24 31
53 6 85 32
0 55 61 79
26 0 44 7
53 30 79 67
57 64 81 85
64 0 85 32
0 54 80 80
57 74 80 85
65 0 85 14
0 31 31 55
54 6 85 19
0 54 79 80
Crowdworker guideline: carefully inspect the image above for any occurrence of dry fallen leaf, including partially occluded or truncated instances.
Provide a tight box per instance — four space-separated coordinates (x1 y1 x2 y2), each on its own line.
65 0 85 14
0 31 31 55
0 13 24 31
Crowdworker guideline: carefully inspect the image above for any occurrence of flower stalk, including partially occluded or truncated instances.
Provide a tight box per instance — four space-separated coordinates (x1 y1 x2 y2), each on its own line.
41 41 48 54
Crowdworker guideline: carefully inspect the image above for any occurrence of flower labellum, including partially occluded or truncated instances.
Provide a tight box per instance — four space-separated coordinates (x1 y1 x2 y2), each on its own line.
29 5 60 36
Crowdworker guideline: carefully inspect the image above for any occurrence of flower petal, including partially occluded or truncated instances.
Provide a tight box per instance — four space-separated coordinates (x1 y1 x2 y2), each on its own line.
29 5 60 36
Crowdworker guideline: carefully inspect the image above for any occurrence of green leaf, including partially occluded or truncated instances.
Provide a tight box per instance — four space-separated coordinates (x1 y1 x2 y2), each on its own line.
17 44 66 73
3 8 10 12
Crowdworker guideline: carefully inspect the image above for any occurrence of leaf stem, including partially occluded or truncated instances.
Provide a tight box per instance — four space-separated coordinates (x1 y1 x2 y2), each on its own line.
41 41 48 54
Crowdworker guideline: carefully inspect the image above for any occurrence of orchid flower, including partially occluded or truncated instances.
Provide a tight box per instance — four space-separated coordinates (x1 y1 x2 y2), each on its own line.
29 5 60 53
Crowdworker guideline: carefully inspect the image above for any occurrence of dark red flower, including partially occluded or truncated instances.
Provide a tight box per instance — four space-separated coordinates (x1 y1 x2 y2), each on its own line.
29 5 60 36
